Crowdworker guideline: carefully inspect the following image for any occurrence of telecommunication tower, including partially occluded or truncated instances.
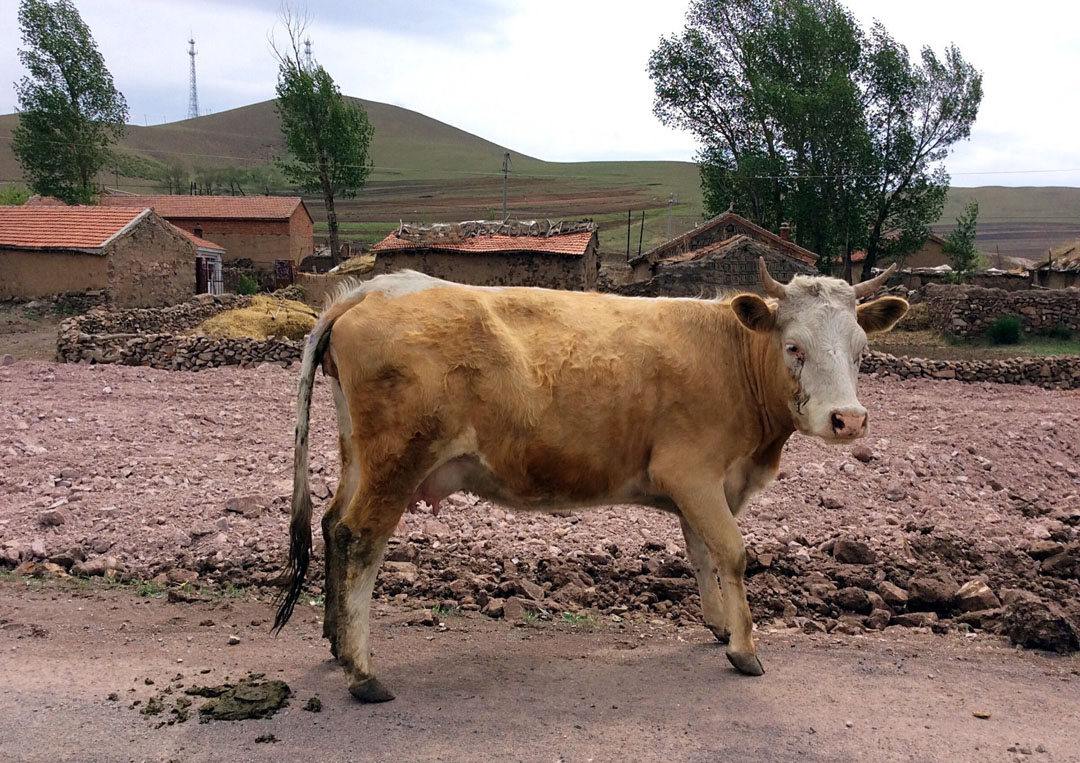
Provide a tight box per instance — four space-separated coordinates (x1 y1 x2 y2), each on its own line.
187 36 200 119
303 37 313 70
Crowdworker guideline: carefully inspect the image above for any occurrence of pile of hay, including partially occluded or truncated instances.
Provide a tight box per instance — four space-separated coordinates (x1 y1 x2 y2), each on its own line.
331 252 376 275
193 296 318 341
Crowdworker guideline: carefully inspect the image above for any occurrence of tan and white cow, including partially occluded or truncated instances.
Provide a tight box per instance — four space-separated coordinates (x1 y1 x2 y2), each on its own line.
274 259 907 702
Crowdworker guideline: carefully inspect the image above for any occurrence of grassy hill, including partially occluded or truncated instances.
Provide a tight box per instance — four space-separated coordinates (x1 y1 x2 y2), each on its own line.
2 98 1076 259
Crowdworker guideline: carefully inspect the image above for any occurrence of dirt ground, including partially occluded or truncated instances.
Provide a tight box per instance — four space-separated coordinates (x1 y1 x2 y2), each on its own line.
0 303 64 361
1 584 1078 763
1 358 1079 761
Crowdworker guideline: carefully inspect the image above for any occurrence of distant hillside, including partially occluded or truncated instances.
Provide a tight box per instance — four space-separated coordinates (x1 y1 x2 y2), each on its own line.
1 99 1077 258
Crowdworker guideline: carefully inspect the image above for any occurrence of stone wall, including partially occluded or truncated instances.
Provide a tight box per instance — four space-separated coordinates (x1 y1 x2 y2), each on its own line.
861 350 1080 390
923 284 1080 337
371 249 596 290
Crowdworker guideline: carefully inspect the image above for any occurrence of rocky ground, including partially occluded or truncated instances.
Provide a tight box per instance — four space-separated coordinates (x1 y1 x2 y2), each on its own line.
1 360 1079 654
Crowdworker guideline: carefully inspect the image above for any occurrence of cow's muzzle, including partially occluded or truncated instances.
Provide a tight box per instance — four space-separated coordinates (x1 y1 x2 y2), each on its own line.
830 409 867 439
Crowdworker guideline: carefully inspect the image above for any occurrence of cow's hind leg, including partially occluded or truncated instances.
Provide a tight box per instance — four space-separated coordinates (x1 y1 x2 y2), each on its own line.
321 382 362 658
680 515 728 644
335 492 407 702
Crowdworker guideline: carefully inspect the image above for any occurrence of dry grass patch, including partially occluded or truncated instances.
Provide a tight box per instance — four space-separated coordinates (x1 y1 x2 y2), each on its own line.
192 296 317 341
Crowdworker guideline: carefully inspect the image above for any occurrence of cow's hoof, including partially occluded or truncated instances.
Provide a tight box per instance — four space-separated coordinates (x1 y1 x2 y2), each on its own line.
707 624 730 644
349 676 396 703
726 650 765 676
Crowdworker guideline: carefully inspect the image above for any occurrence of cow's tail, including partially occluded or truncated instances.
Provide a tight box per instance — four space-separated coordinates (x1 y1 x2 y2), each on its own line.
272 307 340 634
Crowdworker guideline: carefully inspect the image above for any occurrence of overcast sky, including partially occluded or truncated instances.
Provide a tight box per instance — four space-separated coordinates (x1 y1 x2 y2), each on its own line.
2 0 1080 186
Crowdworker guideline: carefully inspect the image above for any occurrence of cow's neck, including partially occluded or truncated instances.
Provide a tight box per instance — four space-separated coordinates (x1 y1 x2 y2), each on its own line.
720 304 797 447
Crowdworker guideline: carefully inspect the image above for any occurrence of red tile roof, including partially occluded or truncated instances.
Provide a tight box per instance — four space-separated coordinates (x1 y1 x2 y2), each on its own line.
372 230 595 257
0 206 151 251
173 225 225 253
100 194 308 221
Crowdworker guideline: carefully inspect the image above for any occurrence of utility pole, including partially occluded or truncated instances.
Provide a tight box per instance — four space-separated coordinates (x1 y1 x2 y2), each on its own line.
666 194 676 242
187 36 200 119
502 152 511 220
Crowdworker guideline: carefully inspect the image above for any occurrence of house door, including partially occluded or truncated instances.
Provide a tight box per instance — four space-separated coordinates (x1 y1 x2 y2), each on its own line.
196 257 208 293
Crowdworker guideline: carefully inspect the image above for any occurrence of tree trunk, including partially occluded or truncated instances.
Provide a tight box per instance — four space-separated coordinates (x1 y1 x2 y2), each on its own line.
324 188 340 267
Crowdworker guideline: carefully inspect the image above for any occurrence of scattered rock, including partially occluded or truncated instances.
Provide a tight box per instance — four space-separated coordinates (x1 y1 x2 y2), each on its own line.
820 493 844 510
0 354 14 366
878 581 909 608
381 561 419 588
891 611 939 628
954 580 1000 613
38 508 68 527
884 484 907 502
833 539 877 565
73 556 123 577
1026 540 1065 560
906 577 959 613
865 609 891 630
224 495 265 517
303 696 322 713
228 635 241 646
850 444 875 463
832 587 872 615
1001 591 1080 653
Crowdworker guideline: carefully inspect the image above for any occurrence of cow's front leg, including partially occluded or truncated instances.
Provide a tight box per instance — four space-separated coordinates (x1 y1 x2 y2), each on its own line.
679 515 728 644
669 478 763 676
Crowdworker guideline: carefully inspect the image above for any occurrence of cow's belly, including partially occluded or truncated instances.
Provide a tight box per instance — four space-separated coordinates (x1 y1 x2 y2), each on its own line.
411 453 668 514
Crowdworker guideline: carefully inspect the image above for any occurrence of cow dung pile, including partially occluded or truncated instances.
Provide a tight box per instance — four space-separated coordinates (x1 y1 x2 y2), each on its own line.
191 296 317 342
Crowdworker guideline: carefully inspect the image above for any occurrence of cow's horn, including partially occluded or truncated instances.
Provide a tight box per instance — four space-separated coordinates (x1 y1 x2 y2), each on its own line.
853 262 897 298
758 257 787 299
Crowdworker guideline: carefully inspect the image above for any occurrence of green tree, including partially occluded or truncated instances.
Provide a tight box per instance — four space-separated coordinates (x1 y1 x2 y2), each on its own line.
0 185 31 205
273 13 373 266
158 159 189 195
649 0 982 280
942 200 979 275
857 24 981 280
11 0 128 204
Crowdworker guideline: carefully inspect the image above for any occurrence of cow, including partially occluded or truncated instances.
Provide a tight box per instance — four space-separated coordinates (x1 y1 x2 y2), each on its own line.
273 259 907 702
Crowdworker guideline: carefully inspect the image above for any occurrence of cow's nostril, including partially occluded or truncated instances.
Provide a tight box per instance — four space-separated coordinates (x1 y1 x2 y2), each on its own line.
831 412 845 433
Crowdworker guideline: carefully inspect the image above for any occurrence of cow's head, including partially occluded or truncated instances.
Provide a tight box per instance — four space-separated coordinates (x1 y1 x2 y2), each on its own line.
730 258 908 442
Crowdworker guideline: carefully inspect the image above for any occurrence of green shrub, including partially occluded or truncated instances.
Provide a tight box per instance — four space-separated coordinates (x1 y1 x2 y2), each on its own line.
234 274 259 296
1039 325 1074 341
986 315 1022 345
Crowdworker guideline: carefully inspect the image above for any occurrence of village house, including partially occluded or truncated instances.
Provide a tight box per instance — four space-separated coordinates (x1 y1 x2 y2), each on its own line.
624 211 818 295
1030 241 1080 289
98 194 313 272
370 219 600 290
616 234 818 298
0 206 222 307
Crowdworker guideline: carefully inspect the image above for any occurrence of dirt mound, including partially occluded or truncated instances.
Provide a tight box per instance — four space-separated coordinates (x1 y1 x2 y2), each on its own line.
192 296 317 341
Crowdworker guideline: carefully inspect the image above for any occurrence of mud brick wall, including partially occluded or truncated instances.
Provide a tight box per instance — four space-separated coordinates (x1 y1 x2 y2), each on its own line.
923 284 1080 337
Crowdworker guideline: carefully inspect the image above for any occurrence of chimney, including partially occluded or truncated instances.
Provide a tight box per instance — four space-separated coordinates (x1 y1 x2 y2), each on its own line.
779 223 790 242
194 224 204 238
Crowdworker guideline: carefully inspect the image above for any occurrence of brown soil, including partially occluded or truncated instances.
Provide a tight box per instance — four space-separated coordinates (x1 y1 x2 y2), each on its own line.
0 304 63 361
1 585 1078 763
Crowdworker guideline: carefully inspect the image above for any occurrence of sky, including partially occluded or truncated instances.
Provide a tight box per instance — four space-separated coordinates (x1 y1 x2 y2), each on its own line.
2 0 1080 186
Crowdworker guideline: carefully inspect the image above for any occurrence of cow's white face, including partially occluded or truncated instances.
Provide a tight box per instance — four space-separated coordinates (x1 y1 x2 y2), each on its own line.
731 260 908 443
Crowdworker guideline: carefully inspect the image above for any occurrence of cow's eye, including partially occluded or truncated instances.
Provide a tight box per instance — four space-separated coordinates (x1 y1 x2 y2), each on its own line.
786 343 803 360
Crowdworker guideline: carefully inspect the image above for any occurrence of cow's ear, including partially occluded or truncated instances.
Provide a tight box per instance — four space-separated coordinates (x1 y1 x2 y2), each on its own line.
730 294 776 333
857 296 909 334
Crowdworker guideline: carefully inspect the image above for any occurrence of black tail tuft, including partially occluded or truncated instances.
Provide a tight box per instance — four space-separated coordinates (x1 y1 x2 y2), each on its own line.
272 498 313 634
